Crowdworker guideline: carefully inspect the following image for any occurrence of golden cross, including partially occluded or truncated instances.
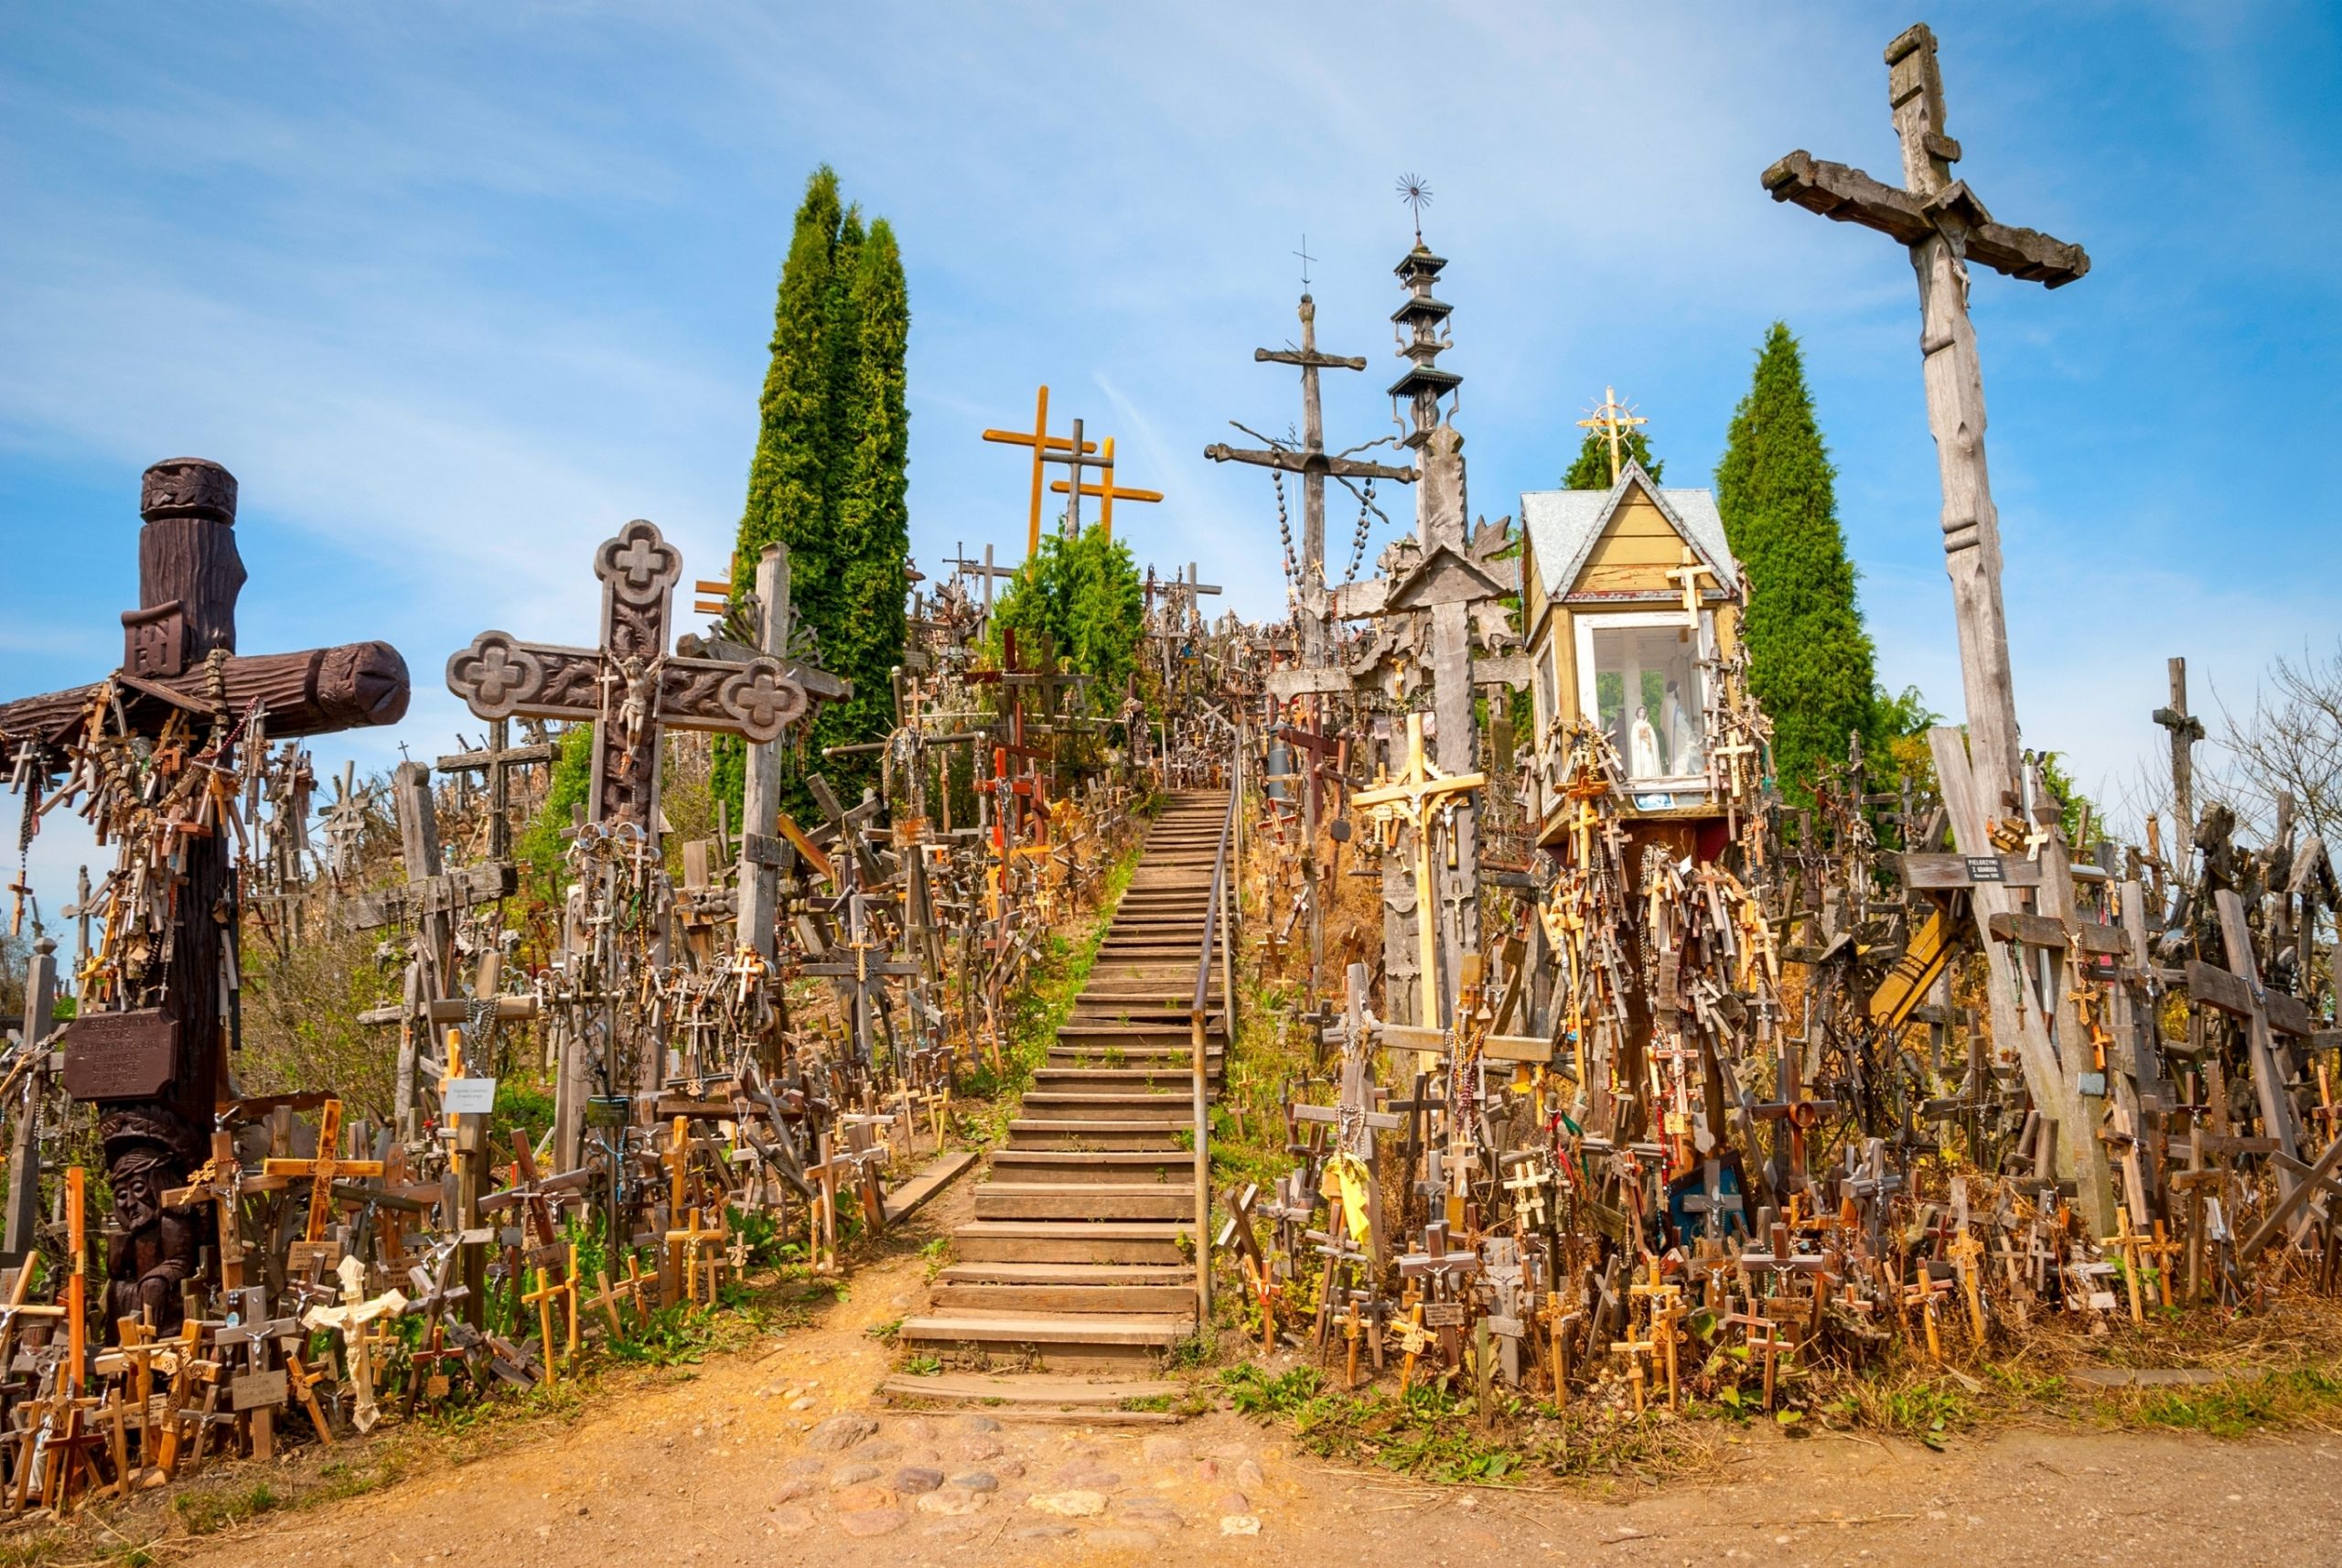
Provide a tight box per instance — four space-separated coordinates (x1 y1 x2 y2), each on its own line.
1047 435 1163 541
261 1099 384 1244
1350 711 1485 1027
1576 385 1647 486
981 384 1096 558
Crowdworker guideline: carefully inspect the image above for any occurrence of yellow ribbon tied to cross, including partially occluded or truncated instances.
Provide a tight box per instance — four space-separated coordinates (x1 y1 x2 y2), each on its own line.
1320 1152 1373 1243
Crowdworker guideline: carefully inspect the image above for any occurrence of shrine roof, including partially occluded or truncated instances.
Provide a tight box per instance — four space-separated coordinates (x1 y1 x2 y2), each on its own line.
1519 460 1741 598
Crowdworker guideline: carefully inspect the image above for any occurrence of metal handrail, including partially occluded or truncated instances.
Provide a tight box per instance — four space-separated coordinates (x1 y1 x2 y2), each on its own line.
1187 779 1239 1320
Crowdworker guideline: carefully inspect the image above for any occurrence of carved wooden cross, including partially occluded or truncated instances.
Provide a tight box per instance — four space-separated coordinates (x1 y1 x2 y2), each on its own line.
0 459 410 1246
1766 23 2088 811
446 519 806 832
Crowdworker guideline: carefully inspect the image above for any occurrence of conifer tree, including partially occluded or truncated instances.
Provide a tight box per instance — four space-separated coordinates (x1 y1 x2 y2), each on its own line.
1714 321 1878 799
736 168 847 593
720 169 910 811
821 217 911 775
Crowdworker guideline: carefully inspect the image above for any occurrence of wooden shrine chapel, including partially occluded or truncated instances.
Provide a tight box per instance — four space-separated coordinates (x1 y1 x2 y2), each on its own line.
1518 456 1744 842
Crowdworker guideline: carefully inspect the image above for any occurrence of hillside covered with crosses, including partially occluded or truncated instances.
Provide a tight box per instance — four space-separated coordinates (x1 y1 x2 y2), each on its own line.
0 13 2339 1566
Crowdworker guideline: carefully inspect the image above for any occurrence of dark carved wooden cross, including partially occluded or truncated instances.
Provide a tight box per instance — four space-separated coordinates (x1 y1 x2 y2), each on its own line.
446 519 807 832
0 457 411 1328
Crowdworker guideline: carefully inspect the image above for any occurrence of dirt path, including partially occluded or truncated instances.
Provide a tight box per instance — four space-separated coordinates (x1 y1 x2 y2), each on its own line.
154 1179 2340 1568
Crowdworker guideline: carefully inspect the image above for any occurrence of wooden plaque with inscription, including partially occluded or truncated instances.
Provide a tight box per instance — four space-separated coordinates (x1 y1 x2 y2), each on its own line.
59 1009 182 1101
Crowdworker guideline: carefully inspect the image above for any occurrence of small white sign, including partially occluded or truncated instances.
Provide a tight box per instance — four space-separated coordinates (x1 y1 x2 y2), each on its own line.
442 1077 498 1115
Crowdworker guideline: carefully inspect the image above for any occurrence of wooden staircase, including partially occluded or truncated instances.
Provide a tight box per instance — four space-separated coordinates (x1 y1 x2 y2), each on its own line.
895 790 1229 1380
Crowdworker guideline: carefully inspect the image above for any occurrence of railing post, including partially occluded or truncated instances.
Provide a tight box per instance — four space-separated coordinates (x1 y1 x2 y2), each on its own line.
1191 1001 1210 1322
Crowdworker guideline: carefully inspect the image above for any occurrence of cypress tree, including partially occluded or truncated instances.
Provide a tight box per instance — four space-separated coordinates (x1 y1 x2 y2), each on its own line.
722 169 910 812
1562 426 1663 489
819 217 910 782
736 168 847 589
1714 321 1878 799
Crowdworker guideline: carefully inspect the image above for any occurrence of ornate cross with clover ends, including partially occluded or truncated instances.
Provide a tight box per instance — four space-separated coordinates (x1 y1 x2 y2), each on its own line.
446 519 808 831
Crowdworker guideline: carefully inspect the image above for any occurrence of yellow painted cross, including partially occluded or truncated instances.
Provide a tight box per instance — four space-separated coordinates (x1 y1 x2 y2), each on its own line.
1665 547 1715 617
1047 435 1163 541
981 385 1096 558
1349 711 1485 1027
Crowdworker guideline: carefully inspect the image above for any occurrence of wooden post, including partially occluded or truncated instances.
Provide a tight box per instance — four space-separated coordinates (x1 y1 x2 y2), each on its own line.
2 937 58 1264
736 542 793 961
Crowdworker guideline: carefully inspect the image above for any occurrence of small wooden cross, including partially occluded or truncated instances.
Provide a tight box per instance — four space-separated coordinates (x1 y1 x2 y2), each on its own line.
260 1100 383 1246
2099 1204 2149 1324
1665 548 1715 618
521 1263 566 1386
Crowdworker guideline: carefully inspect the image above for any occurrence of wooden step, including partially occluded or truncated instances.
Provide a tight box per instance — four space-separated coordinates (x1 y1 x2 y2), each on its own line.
1004 1119 1197 1151
939 1261 1192 1286
930 1280 1197 1315
952 1220 1192 1264
1030 1067 1213 1090
897 1312 1192 1349
899 1311 1191 1344
1053 1023 1221 1049
975 1183 1194 1220
1019 1092 1196 1121
989 1150 1193 1185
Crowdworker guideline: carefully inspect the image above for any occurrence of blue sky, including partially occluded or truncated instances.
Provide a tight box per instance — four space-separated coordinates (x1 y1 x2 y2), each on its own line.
3 1 2337 907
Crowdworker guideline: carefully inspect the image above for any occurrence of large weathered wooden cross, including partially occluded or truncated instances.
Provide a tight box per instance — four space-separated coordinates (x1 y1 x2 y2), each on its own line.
1765 22 2088 813
0 458 410 1296
1205 293 1413 664
446 519 807 832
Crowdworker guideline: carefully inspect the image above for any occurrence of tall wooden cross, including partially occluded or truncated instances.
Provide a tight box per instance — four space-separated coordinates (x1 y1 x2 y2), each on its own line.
1766 22 2089 813
446 519 807 832
1576 386 1646 488
0 457 410 1270
2151 655 2204 843
435 718 556 863
1042 417 1115 542
981 386 1096 558
1047 435 1162 542
1205 293 1413 664
1352 712 1486 1028
349 763 517 1138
